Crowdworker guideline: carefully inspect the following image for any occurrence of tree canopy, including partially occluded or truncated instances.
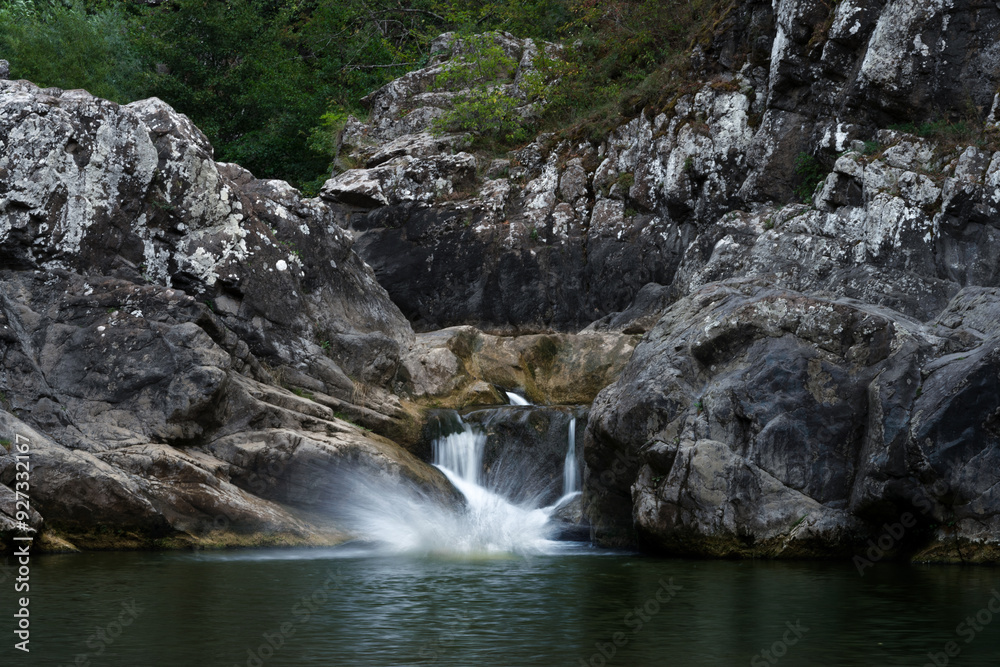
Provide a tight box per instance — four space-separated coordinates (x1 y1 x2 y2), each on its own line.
0 0 730 191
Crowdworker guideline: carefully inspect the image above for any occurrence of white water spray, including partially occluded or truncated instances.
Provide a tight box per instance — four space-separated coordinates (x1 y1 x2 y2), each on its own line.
342 416 570 556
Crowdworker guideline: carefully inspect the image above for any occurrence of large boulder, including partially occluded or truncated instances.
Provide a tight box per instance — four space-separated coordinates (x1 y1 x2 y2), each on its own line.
585 279 1000 561
399 325 638 407
0 80 457 551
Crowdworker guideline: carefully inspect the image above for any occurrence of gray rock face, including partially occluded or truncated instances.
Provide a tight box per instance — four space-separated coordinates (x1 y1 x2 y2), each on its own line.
326 4 1000 335
586 279 1000 560
299 10 1000 560
0 80 413 387
0 80 456 551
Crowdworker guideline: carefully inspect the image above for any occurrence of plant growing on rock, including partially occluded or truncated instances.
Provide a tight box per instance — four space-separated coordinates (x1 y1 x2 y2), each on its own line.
431 32 553 146
794 153 829 203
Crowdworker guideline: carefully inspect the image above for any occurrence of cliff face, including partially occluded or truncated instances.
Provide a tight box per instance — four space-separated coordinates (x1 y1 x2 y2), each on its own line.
327 2 1000 333
0 77 458 550
318 1 1000 560
4 0 1000 560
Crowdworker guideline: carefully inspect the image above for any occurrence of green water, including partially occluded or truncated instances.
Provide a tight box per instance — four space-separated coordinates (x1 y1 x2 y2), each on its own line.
4 545 1000 666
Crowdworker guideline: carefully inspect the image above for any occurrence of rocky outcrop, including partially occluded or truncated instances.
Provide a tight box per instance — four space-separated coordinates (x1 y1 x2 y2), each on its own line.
400 325 637 407
7 1 1000 563
324 2 1000 335
586 279 1000 561
0 79 458 551
301 4 1000 560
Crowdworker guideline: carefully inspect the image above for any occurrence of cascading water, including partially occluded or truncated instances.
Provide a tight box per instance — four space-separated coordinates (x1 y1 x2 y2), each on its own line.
562 417 579 497
432 420 486 484
341 414 583 556
505 391 530 406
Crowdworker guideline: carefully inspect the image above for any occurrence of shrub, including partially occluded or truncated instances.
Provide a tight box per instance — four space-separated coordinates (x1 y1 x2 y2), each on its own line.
794 153 828 203
431 32 547 145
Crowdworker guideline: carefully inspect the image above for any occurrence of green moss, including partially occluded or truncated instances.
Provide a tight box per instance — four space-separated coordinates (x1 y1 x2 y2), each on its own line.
290 387 315 401
616 172 635 190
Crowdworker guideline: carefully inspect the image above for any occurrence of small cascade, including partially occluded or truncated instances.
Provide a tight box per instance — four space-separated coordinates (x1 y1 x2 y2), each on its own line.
432 419 486 484
505 391 530 406
562 417 579 497
342 407 590 556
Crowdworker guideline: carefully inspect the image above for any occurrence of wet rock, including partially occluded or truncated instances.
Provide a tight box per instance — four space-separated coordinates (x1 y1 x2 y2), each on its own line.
464 404 586 506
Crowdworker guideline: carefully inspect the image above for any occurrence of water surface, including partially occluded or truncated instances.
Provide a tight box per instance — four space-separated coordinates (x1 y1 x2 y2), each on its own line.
7 546 1000 666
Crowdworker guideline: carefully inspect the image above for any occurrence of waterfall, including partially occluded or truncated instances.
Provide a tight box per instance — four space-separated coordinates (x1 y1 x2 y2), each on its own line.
432 420 486 484
505 391 530 406
562 417 579 496
341 415 565 556
340 411 588 556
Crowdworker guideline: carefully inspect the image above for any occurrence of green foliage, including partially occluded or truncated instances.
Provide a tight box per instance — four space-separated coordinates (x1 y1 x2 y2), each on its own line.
541 0 737 142
434 33 517 90
132 0 330 189
0 0 752 186
794 153 828 203
886 117 994 150
436 87 530 143
431 33 540 145
0 0 142 102
307 107 351 161
616 172 635 190
290 387 315 401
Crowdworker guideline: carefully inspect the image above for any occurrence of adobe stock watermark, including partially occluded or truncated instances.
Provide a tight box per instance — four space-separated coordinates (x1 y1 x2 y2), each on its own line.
232 567 345 667
750 620 809 666
192 456 324 541
579 577 683 666
853 512 917 576
587 447 642 497
418 609 474 663
923 589 1000 667
56 600 144 667
854 460 964 576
